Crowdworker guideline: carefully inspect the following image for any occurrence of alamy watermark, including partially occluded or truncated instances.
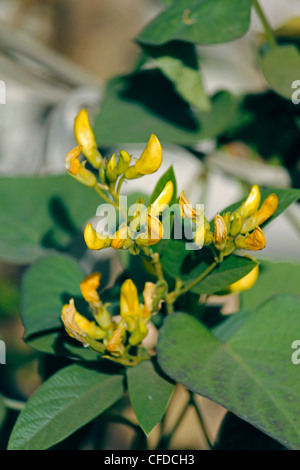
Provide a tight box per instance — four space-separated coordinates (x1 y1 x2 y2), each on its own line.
291 340 300 365
291 80 300 105
94 198 205 250
0 80 6 104
0 340 6 364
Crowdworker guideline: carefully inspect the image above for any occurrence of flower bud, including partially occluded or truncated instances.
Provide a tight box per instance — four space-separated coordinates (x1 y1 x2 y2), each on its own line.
117 150 132 176
179 191 201 221
237 185 261 219
241 194 278 233
230 213 243 236
74 109 102 169
106 153 118 183
125 134 162 179
214 214 227 251
150 181 174 217
129 320 148 346
65 146 97 187
235 226 266 251
84 223 112 250
61 299 106 344
120 279 141 319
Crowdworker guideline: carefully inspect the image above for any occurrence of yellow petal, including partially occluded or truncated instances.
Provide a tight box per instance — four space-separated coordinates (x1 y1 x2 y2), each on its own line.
238 185 261 219
80 272 101 303
150 181 174 217
106 326 126 355
65 146 97 187
214 214 227 249
84 223 112 250
120 279 141 318
241 193 278 233
125 134 162 178
179 190 200 221
74 109 102 168
228 265 259 293
235 226 266 251
136 214 164 246
111 223 129 250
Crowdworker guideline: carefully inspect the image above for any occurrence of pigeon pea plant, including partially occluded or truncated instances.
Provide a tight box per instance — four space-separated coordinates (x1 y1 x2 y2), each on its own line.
1 0 300 452
4 109 300 451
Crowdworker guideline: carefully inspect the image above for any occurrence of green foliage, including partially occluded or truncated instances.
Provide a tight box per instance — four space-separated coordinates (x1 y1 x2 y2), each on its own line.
7 365 125 450
241 260 300 309
22 254 84 337
127 360 175 435
157 295 300 449
0 176 101 264
137 0 252 46
260 45 300 99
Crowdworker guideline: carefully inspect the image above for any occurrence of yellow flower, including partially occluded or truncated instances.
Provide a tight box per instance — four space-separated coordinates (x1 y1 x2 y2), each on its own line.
235 226 266 251
149 181 174 217
84 223 112 250
74 109 102 169
106 153 117 183
65 146 97 187
228 265 259 293
136 214 164 246
120 279 141 319
61 299 106 344
80 272 101 304
116 150 132 176
179 190 202 221
111 222 129 250
237 185 261 219
105 325 126 356
241 193 278 233
214 214 227 250
125 134 162 179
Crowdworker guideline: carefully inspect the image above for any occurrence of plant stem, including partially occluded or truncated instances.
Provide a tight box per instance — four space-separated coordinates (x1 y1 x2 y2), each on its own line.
252 0 276 48
190 393 213 449
116 175 126 197
3 397 26 411
173 261 218 298
94 184 119 209
157 396 191 449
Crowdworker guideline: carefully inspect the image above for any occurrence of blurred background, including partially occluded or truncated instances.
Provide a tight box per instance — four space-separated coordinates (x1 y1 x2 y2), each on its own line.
0 0 299 450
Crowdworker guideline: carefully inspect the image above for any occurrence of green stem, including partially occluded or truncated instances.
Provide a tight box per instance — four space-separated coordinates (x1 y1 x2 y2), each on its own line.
116 175 126 197
94 185 119 209
190 393 213 449
252 0 276 48
172 260 218 298
157 396 191 449
3 397 26 411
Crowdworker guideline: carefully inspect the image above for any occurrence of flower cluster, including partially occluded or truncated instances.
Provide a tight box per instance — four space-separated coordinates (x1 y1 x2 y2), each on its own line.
65 109 174 253
61 272 159 365
179 184 278 258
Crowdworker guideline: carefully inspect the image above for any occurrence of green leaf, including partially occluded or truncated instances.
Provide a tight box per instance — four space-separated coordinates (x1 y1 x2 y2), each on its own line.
141 41 210 111
161 241 257 294
260 45 300 100
26 330 101 362
22 254 85 338
241 260 300 310
8 364 125 450
127 360 174 435
0 175 101 264
93 71 246 146
157 295 300 449
214 412 286 450
137 0 252 46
